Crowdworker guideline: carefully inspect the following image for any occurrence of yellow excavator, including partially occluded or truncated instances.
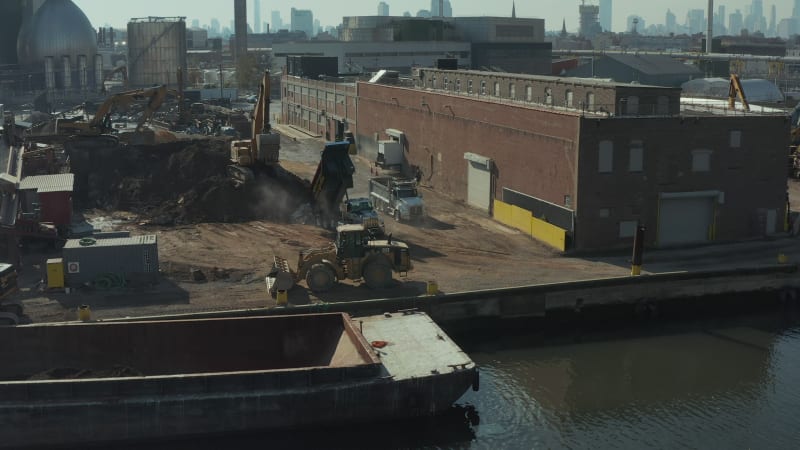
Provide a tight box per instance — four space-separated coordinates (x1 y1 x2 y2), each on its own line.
228 70 280 185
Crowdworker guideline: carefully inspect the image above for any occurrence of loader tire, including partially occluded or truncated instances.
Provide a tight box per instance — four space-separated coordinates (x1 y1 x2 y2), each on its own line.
363 258 392 289
306 264 336 293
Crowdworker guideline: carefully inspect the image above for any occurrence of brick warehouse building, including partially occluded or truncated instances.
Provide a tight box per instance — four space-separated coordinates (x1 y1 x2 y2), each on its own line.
281 69 791 251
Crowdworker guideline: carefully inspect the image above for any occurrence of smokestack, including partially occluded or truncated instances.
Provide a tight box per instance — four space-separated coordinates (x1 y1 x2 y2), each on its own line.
706 0 713 53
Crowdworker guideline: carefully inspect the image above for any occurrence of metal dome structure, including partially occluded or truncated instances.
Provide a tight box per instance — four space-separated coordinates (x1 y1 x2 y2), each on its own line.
17 0 99 90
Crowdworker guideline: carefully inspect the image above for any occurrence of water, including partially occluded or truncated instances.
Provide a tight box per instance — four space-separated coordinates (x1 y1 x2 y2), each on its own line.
124 307 800 450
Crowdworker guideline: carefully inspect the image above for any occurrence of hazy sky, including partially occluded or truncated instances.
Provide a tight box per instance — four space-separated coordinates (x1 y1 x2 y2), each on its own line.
72 0 793 33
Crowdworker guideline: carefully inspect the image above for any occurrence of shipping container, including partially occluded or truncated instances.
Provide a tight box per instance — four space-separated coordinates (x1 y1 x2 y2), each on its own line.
62 235 158 286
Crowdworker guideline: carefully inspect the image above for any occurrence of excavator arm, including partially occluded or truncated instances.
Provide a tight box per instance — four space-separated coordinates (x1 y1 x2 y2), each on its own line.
88 85 168 132
728 74 750 112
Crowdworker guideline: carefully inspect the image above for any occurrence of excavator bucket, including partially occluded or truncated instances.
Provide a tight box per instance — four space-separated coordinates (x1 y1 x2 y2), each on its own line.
266 255 295 297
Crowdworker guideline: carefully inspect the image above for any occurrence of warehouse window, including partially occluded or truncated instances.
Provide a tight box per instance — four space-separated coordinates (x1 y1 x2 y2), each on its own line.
480 81 486 95
629 140 643 172
565 89 573 107
586 92 595 110
730 130 742 148
599 140 614 173
455 79 461 92
692 149 712 172
509 83 516 99
494 82 500 96
545 87 552 105
526 85 532 102
599 208 611 218
468 79 473 94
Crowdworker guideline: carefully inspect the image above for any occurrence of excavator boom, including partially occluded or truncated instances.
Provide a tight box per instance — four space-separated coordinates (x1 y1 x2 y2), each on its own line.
728 74 750 112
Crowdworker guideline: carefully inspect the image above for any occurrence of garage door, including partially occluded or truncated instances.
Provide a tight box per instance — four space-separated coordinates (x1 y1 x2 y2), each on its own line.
658 195 715 246
467 160 491 212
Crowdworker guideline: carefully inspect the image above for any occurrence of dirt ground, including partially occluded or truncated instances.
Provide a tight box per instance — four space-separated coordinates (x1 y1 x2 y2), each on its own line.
15 127 799 324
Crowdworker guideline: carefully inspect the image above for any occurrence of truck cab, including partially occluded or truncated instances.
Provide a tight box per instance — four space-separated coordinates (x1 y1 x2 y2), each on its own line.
342 197 384 236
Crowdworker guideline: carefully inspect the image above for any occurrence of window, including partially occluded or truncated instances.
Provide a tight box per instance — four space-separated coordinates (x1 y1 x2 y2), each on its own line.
599 208 611 218
619 221 638 238
586 92 595 110
629 140 643 172
564 195 572 208
431 76 437 89
509 83 516 99
526 85 532 102
494 82 500 97
730 130 742 148
455 79 461 92
599 140 614 173
480 81 486 95
545 87 552 105
565 89 573 107
443 77 449 90
468 79 473 94
692 149 712 172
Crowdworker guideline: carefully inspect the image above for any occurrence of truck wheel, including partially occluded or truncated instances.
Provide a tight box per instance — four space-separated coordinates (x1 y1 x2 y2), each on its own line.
306 264 336 293
363 258 392 289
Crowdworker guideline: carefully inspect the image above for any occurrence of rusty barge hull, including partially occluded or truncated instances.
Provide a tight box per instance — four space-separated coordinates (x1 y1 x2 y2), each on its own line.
0 312 476 448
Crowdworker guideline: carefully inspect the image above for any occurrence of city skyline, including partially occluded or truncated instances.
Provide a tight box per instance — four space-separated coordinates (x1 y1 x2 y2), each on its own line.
72 0 793 34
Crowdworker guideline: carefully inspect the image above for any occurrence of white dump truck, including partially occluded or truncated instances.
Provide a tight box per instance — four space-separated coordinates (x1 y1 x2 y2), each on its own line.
368 176 424 222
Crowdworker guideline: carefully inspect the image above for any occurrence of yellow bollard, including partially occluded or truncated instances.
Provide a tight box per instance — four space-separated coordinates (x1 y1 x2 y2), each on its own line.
77 305 91 322
426 280 439 295
631 265 642 276
276 290 288 306
778 253 789 264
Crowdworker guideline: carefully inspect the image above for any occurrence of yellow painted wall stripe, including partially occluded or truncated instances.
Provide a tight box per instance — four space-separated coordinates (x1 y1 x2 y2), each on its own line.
493 200 567 252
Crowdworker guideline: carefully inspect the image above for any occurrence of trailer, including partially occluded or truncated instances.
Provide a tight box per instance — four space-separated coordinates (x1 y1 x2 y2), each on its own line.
368 176 424 222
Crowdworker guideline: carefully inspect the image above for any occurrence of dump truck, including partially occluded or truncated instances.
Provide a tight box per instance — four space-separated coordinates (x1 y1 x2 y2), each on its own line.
369 176 424 222
311 141 355 228
0 263 21 325
267 223 411 294
341 197 384 237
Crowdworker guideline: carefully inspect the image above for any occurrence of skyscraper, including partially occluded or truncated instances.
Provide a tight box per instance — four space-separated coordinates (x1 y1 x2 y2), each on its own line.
271 10 282 31
795 0 800 17
665 9 676 34
291 8 314 38
579 3 601 38
599 0 612 32
729 9 743 35
378 1 389 16
430 0 452 17
254 0 261 33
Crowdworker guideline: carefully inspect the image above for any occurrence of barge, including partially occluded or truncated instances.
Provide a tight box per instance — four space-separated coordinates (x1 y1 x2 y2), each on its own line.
0 311 477 448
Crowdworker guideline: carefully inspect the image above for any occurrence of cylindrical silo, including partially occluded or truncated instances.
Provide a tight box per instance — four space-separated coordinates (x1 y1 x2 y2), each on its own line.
127 17 187 89
44 56 55 91
78 54 87 90
94 54 103 91
62 55 71 90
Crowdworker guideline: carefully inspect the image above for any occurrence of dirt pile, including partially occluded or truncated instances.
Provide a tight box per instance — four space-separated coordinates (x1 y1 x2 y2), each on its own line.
70 138 311 225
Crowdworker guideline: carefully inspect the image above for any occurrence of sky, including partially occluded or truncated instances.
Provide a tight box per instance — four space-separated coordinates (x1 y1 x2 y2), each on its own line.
72 0 794 33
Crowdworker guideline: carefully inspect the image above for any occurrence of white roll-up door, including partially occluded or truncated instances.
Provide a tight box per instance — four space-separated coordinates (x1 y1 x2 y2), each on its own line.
658 194 715 246
467 160 491 212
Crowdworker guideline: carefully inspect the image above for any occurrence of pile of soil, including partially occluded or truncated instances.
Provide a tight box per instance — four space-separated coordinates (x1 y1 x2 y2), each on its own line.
69 138 311 225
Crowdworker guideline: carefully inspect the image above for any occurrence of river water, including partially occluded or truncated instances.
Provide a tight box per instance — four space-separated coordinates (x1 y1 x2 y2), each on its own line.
137 307 800 450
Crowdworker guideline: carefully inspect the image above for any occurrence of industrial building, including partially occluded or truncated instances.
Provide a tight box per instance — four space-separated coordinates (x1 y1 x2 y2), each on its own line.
282 67 790 251
564 54 703 87
0 0 102 101
126 17 187 89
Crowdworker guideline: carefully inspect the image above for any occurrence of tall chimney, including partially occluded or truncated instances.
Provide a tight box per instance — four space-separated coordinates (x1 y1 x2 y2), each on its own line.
706 0 713 53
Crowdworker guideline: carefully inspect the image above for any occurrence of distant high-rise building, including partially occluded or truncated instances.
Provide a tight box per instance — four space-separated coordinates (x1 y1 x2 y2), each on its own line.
665 9 676 34
430 0 452 18
210 18 220 36
192 19 200 29
767 4 776 36
234 0 247 60
403 11 411 17
271 10 282 31
378 1 389 16
729 9 743 35
578 3 601 38
291 8 314 38
314 19 320 36
795 0 800 17
626 15 644 33
686 9 705 35
715 5 726 35
599 0 612 32
744 0 765 33
254 0 261 33
417 10 431 18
